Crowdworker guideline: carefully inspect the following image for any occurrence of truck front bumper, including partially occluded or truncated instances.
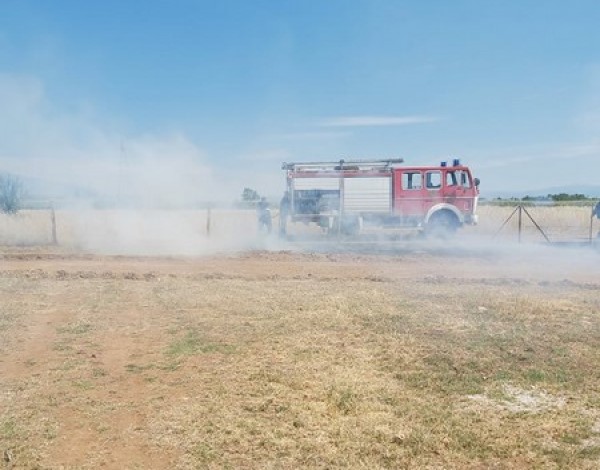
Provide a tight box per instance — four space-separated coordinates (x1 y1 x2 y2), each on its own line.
464 214 479 225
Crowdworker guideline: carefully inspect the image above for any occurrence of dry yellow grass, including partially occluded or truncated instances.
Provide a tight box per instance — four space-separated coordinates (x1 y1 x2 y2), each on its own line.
476 204 597 242
1 249 599 468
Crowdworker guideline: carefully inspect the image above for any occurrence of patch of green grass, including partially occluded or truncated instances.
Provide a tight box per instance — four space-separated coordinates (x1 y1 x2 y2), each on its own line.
494 370 512 381
157 360 181 372
125 363 154 374
96 424 110 433
52 341 73 352
191 442 216 462
92 367 107 377
560 433 581 445
327 386 359 415
557 416 595 447
441 424 494 460
52 359 83 371
57 322 93 335
0 312 20 331
73 380 94 390
1 419 16 438
579 445 600 458
167 330 235 357
522 367 572 386
44 423 58 440
46 395 60 407
398 360 486 396
524 369 546 383
542 447 579 467
486 384 512 402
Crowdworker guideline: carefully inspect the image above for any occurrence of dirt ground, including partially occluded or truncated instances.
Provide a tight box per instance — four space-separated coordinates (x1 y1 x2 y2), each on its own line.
1 241 599 469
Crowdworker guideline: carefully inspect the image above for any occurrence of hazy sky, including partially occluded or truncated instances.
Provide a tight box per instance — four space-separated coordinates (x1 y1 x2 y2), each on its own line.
1 0 600 199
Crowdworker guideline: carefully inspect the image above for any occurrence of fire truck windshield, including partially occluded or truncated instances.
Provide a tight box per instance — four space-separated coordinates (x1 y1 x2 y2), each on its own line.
445 170 472 188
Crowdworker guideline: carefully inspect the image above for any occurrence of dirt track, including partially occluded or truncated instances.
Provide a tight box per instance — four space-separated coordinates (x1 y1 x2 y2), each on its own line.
1 239 598 283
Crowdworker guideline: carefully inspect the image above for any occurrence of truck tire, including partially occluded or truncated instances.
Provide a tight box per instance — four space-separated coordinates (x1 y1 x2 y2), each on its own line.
426 210 459 238
341 216 361 236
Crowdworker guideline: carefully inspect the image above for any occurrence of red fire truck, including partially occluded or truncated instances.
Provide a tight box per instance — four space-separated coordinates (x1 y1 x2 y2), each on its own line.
279 158 479 237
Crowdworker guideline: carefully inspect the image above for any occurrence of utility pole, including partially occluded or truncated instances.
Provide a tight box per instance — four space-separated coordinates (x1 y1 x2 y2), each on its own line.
118 139 126 205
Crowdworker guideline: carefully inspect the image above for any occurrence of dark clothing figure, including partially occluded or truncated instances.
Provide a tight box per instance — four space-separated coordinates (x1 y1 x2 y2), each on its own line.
256 198 272 233
280 192 290 217
594 202 600 240
279 192 290 236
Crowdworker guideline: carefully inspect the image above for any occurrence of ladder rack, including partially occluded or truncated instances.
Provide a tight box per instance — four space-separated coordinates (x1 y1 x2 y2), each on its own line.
282 158 404 172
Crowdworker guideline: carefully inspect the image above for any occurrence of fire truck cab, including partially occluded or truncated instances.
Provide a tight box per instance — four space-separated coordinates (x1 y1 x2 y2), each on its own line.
279 158 479 237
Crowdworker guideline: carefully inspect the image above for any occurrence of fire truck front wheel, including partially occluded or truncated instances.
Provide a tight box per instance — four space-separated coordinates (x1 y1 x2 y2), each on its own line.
426 211 459 238
341 216 361 236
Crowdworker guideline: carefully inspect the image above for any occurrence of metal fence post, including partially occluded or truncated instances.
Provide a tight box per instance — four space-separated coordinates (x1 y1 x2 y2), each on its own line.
590 204 595 245
50 204 58 245
518 205 522 243
206 206 211 236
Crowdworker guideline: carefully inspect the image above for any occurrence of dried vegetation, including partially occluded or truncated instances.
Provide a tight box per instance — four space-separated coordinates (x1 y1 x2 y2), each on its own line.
1 247 599 468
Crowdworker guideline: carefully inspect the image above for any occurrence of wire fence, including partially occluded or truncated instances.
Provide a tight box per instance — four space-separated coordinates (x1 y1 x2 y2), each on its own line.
1 202 598 247
0 207 260 248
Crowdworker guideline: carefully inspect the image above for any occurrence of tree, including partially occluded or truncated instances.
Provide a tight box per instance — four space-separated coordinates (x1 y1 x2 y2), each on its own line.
548 193 588 202
0 173 24 214
241 187 260 202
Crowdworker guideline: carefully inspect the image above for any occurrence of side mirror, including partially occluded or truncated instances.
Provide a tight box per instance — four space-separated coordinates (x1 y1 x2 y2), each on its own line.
474 177 480 188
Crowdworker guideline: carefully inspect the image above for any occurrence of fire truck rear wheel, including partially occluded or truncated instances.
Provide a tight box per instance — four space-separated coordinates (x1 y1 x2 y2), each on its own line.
426 211 459 238
341 216 361 236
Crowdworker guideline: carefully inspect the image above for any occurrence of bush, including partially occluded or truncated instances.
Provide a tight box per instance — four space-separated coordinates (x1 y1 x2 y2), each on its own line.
0 173 24 214
548 193 590 202
241 187 260 202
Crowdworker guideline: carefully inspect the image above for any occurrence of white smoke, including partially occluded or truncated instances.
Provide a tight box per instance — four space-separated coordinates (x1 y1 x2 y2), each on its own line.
0 73 226 207
0 73 278 254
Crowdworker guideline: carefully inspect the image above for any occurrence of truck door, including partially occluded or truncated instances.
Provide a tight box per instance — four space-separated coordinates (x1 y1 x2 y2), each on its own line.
423 170 443 213
444 169 472 212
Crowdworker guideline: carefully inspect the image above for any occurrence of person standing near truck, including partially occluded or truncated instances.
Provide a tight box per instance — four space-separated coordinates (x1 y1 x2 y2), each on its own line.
279 191 290 236
256 197 272 234
593 201 600 240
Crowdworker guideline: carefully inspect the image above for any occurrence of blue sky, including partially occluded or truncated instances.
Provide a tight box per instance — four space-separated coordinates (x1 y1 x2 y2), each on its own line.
1 0 600 200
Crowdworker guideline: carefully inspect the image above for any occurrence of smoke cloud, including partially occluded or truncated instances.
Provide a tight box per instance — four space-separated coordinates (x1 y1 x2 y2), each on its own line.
0 73 229 206
0 73 278 254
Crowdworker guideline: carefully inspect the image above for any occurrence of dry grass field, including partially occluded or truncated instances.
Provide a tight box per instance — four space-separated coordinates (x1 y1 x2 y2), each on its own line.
476 204 597 242
1 207 600 469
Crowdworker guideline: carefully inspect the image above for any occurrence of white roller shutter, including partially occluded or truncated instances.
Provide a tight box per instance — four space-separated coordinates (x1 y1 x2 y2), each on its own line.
343 177 391 212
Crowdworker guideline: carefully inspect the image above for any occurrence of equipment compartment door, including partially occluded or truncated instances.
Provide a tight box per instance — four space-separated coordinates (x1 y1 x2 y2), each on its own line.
343 177 391 213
